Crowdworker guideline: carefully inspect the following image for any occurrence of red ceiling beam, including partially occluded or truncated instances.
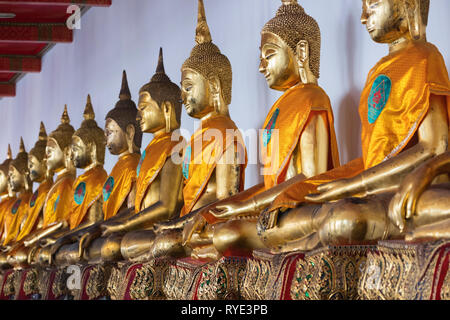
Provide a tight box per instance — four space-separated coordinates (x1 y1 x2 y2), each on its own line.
0 82 15 97
0 23 72 43
0 0 111 6
0 55 41 72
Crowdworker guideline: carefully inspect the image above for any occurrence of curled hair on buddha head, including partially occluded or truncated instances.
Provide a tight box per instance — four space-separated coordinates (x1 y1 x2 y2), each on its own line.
105 70 143 149
49 105 75 153
140 47 182 125
181 0 232 105
0 144 12 177
29 122 48 162
262 0 321 79
10 138 28 174
74 95 106 165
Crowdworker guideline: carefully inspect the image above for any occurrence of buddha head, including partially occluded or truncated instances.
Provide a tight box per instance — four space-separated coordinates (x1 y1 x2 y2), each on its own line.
9 138 31 193
138 48 182 134
71 95 106 169
0 145 12 196
105 71 142 156
260 0 321 90
46 105 75 174
361 0 429 43
28 122 49 183
180 0 232 119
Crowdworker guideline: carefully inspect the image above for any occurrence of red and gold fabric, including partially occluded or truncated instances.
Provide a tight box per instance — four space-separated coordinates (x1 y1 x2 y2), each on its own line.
135 133 185 213
270 41 450 211
180 115 248 217
69 166 107 230
43 173 74 227
16 179 53 241
2 191 32 245
261 83 340 189
102 153 140 220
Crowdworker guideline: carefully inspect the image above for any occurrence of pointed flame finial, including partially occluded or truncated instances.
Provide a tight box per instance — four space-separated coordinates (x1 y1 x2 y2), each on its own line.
83 94 95 121
38 122 47 141
195 0 212 44
19 137 25 153
61 104 70 124
119 70 132 101
7 144 12 160
155 47 165 74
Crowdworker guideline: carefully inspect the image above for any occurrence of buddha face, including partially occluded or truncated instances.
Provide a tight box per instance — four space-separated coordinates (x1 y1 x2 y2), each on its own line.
0 170 7 195
259 32 300 91
71 135 91 169
181 69 214 119
361 0 408 43
137 92 165 134
46 138 64 173
28 155 45 182
8 165 24 192
105 118 128 155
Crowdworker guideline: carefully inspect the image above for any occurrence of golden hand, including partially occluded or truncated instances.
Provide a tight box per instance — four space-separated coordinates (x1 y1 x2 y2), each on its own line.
208 202 249 219
257 207 280 233
182 213 207 246
101 220 126 237
388 151 450 232
305 176 364 203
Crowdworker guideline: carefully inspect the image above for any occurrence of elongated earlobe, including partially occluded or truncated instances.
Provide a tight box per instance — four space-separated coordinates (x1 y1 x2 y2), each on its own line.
404 0 422 40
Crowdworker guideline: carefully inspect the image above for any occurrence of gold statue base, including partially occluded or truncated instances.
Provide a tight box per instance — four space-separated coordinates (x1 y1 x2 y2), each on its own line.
359 239 450 300
1 241 448 300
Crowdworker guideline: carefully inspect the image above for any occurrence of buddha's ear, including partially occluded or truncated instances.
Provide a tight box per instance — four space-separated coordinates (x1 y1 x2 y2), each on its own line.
125 124 136 152
89 142 97 163
208 75 222 113
162 101 173 133
296 40 309 66
403 0 422 40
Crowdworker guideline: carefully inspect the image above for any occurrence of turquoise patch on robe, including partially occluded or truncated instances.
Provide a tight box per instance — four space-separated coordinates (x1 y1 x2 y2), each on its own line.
74 182 86 205
182 146 192 180
54 195 60 213
103 176 114 202
263 108 280 147
368 75 392 124
137 150 146 178
30 190 38 208
11 199 21 214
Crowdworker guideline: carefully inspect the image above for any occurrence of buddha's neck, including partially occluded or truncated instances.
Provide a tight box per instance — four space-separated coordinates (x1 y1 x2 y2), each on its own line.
85 162 100 172
0 193 8 201
118 150 131 159
389 36 411 54
153 128 168 139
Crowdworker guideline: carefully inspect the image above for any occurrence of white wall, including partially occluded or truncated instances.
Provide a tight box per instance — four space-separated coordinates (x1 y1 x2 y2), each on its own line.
0 0 449 189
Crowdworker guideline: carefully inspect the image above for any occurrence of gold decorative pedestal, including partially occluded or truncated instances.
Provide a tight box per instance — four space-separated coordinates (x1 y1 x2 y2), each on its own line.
359 240 450 300
0 269 19 299
107 258 174 300
75 263 113 300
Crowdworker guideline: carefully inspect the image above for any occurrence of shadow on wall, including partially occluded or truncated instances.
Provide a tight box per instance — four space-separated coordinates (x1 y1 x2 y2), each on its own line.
337 9 362 164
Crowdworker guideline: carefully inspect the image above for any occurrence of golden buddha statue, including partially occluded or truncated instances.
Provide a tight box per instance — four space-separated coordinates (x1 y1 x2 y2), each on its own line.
5 123 54 268
80 49 186 263
0 138 32 248
19 106 76 265
0 145 15 268
181 0 340 259
41 96 108 265
257 0 450 252
49 70 144 264
147 0 249 261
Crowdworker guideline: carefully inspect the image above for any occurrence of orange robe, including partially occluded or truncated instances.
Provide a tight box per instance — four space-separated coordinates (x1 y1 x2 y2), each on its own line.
202 84 340 224
43 172 74 228
270 41 450 211
3 191 32 245
102 153 139 220
69 166 107 230
16 179 53 241
134 133 185 213
0 196 16 241
261 83 340 189
180 114 248 217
